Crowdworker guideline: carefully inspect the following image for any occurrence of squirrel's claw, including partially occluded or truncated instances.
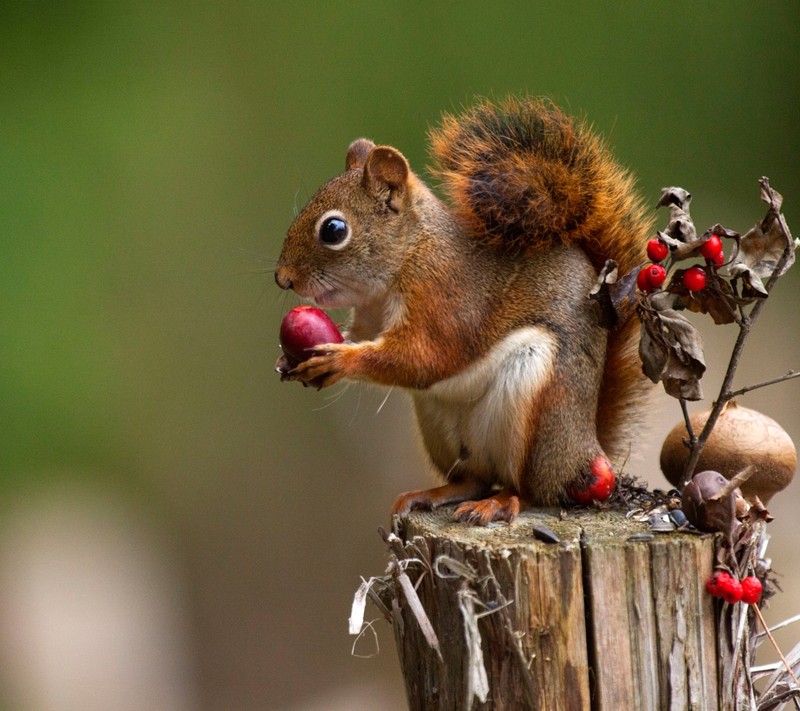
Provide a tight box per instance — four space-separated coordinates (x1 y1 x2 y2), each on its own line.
286 346 348 389
276 354 302 383
453 492 521 526
276 343 351 387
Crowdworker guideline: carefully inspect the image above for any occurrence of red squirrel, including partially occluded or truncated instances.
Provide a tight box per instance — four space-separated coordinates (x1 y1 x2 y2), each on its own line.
275 97 652 524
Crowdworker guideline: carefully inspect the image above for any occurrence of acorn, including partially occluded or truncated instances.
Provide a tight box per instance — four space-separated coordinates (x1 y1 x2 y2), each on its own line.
660 402 796 503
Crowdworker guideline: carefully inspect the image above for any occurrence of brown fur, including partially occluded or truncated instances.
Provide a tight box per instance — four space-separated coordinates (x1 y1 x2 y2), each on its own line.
431 96 653 464
276 96 654 519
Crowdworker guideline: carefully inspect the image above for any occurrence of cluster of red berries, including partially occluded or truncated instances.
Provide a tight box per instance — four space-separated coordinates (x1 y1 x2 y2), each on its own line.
705 570 763 605
637 240 669 292
637 235 726 294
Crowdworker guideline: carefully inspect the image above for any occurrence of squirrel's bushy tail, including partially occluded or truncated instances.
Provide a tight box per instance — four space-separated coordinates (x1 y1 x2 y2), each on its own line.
429 96 649 275
430 96 653 463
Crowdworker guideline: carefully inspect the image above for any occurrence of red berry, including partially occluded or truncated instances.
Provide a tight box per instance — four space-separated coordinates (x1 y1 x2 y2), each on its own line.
740 576 763 605
700 235 724 261
706 571 723 597
568 455 615 504
716 573 742 603
710 250 725 267
706 570 743 603
683 266 707 292
721 577 743 604
279 305 344 364
647 239 669 263
637 268 653 293
646 264 667 289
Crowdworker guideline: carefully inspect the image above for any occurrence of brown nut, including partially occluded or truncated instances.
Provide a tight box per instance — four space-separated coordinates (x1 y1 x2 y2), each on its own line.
660 401 796 503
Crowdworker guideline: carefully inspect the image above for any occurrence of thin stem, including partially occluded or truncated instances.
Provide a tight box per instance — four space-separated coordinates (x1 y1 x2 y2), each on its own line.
768 613 800 636
679 397 696 447
727 370 800 399
678 309 749 485
753 603 800 692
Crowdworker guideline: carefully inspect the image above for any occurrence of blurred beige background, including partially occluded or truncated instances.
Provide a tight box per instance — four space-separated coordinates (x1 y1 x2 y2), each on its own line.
1 3 798 710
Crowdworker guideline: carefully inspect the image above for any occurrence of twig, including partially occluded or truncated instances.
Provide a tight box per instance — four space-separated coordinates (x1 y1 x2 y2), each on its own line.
679 397 696 449
768 614 800 636
727 370 800 399
753 603 800 693
680 205 796 485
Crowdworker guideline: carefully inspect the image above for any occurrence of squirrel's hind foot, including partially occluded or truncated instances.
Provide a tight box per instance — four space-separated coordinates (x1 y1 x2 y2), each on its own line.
452 490 521 526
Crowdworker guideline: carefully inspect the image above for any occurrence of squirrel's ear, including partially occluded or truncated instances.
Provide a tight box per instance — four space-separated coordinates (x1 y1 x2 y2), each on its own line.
362 146 410 211
346 138 375 170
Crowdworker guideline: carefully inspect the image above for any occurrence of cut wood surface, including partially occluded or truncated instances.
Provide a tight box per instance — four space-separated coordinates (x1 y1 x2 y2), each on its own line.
385 507 718 711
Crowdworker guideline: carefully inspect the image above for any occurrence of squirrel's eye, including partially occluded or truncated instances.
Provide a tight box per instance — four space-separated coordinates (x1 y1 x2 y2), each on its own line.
317 213 351 250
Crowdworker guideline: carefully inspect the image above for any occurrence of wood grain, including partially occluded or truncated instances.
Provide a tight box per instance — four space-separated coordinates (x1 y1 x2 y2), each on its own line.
384 507 718 710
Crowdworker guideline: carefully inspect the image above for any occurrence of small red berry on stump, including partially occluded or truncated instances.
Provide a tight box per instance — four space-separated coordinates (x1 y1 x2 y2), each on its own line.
705 571 723 597
706 570 743 603
740 576 763 605
567 455 615 504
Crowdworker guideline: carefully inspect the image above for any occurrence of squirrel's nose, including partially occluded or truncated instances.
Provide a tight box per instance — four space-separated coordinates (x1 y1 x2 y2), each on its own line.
274 267 293 291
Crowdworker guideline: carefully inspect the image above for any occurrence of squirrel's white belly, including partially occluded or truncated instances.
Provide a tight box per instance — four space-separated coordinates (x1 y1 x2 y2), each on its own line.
412 326 557 485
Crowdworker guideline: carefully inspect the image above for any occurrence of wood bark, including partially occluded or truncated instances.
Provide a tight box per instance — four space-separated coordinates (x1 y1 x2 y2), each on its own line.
383 507 718 711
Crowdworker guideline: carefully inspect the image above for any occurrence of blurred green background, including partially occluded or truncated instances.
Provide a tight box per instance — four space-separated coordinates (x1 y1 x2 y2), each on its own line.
1 3 798 710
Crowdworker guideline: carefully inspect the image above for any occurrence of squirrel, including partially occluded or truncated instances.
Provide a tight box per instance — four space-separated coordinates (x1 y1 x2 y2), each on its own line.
275 96 653 525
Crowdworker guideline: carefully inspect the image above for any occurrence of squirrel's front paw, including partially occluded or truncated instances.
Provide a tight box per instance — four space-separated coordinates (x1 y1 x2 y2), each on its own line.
275 354 296 381
287 342 349 389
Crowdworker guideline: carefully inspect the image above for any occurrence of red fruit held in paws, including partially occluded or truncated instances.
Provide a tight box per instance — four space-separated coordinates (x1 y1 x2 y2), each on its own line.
279 306 343 364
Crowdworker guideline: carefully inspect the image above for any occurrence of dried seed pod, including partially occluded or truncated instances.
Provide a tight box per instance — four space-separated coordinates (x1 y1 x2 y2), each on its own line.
660 402 796 503
681 470 740 537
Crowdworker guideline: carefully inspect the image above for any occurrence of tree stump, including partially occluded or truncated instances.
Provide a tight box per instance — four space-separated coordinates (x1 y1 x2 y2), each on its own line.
381 507 718 711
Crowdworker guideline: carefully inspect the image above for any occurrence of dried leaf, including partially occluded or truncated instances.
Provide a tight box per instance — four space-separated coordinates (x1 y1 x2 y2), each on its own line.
639 321 667 383
760 176 784 212
657 186 693 211
350 577 374 634
638 294 706 400
747 496 773 525
729 178 796 297
667 269 739 324
656 187 699 258
710 224 741 241
458 587 490 705
589 259 640 328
